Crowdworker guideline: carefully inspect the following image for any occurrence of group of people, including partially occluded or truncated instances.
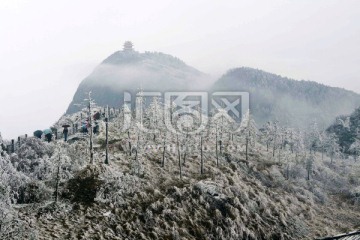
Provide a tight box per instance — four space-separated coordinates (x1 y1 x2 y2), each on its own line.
33 111 102 143
80 111 101 134
33 127 68 142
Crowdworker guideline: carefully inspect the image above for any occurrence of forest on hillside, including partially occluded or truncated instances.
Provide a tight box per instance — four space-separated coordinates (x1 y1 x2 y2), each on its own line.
1 94 360 239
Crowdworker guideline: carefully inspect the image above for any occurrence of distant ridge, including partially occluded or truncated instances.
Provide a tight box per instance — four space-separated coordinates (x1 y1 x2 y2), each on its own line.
66 44 360 128
211 67 360 128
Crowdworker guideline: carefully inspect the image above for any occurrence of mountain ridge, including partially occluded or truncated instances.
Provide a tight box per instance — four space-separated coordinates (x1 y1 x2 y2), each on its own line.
212 67 360 128
66 47 360 129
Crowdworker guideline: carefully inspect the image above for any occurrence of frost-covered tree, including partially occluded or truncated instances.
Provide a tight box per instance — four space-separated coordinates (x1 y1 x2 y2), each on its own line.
349 139 360 161
261 122 275 152
318 131 327 160
0 149 29 239
120 103 134 156
146 96 163 140
307 122 321 154
211 109 234 155
306 153 315 180
10 137 54 181
271 121 280 158
325 133 340 164
292 130 306 161
161 130 171 167
239 111 257 160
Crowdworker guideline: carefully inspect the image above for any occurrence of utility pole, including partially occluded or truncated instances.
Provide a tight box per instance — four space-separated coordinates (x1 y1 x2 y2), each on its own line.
177 135 182 179
11 139 14 153
105 106 109 164
88 92 94 164
55 152 61 203
200 135 204 174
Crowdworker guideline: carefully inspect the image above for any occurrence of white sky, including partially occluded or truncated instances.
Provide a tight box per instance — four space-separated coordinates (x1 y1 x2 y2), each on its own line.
0 0 359 139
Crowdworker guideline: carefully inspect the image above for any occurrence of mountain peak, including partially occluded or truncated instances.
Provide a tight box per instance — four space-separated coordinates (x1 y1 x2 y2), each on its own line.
66 49 207 114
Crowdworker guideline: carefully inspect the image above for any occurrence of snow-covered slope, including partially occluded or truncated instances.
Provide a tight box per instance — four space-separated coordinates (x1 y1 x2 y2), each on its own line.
1 107 360 239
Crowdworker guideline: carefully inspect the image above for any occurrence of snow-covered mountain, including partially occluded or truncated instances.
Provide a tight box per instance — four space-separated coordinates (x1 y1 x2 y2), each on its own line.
212 67 360 129
66 45 209 114
67 47 360 130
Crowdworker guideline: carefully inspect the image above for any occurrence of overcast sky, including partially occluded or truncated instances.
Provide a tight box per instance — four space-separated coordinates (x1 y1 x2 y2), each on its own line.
0 0 359 139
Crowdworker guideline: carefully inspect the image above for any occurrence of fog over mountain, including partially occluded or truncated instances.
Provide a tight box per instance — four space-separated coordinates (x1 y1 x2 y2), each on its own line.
67 44 211 114
212 67 360 129
67 46 360 129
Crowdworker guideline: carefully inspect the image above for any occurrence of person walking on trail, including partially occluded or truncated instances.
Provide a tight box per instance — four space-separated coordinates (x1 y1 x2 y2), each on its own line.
93 121 99 134
33 130 43 139
63 126 69 142
43 129 53 143
45 133 52 142
81 122 88 133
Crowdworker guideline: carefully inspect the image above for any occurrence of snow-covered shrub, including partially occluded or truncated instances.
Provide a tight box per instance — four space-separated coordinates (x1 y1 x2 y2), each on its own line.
96 165 141 206
11 154 54 181
17 180 52 204
311 187 327 204
0 153 29 203
0 151 29 239
65 140 88 170
289 164 307 180
16 137 54 160
10 138 55 181
349 186 360 205
268 165 285 185
0 205 27 240
62 165 106 204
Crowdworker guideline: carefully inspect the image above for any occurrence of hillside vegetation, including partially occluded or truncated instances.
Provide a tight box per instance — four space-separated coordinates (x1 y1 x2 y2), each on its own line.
1 102 360 240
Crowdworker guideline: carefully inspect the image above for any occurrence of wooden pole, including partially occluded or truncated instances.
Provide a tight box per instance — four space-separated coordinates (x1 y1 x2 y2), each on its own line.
11 139 15 153
201 136 204 174
216 126 219 166
162 138 166 167
128 131 132 156
246 135 249 161
105 116 109 164
182 134 188 164
219 140 222 154
55 153 61 203
177 135 182 179
89 93 94 164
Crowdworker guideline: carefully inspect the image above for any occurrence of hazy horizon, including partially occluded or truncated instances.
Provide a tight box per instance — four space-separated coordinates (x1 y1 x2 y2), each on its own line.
1 0 360 139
